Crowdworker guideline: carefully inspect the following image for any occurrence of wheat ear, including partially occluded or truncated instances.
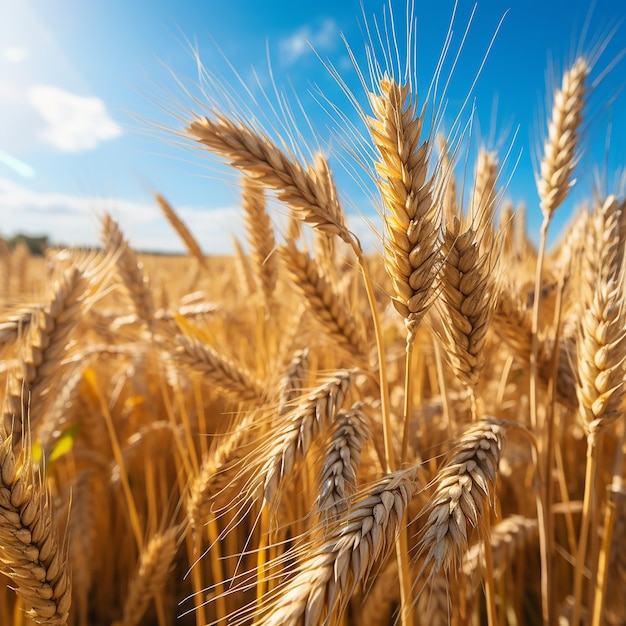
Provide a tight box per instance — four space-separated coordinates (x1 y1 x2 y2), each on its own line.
436 218 499 393
259 370 357 505
417 573 451 626
185 410 258 532
2 265 101 429
576 198 626 436
187 115 354 246
175 334 266 403
155 193 206 267
471 148 499 253
530 68 590 585
437 135 458 227
317 402 370 522
231 236 257 297
254 466 420 626
279 241 368 362
0 433 71 624
116 526 179 626
277 347 310 416
572 196 626 626
537 57 589 218
368 77 440 333
0 306 37 348
462 514 538 583
241 177 278 304
101 214 155 324
416 417 508 577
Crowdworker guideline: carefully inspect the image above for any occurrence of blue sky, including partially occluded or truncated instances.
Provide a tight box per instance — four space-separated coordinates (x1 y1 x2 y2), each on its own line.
1 0 625 254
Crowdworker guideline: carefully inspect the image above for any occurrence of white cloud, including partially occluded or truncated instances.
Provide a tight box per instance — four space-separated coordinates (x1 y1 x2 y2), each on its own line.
27 85 122 152
0 178 243 254
279 18 339 66
2 46 28 63
0 178 380 257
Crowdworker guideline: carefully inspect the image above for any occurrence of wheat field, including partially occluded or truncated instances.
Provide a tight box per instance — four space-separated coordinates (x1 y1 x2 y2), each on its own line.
0 5 625 626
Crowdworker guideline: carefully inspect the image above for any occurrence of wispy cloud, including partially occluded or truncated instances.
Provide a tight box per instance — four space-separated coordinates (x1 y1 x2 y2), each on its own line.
0 178 243 254
279 18 339 66
27 85 122 152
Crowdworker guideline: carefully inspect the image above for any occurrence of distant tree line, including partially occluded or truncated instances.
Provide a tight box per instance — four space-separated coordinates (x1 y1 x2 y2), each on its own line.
4 234 49 256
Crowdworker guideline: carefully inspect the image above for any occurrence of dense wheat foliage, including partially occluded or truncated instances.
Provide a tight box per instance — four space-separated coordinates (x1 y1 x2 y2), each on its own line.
1 5 625 626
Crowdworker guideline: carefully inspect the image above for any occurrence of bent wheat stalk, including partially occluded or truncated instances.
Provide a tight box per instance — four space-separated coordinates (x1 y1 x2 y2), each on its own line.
187 116 354 246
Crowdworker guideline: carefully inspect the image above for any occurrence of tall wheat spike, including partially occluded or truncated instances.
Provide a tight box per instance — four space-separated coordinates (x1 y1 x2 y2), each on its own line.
115 526 179 626
317 403 370 522
471 148 499 254
576 196 626 436
537 57 589 218
368 77 441 334
279 241 368 362
436 218 499 392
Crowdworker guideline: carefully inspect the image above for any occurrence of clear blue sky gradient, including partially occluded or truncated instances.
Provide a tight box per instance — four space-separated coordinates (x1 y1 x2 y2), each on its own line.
1 0 625 253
